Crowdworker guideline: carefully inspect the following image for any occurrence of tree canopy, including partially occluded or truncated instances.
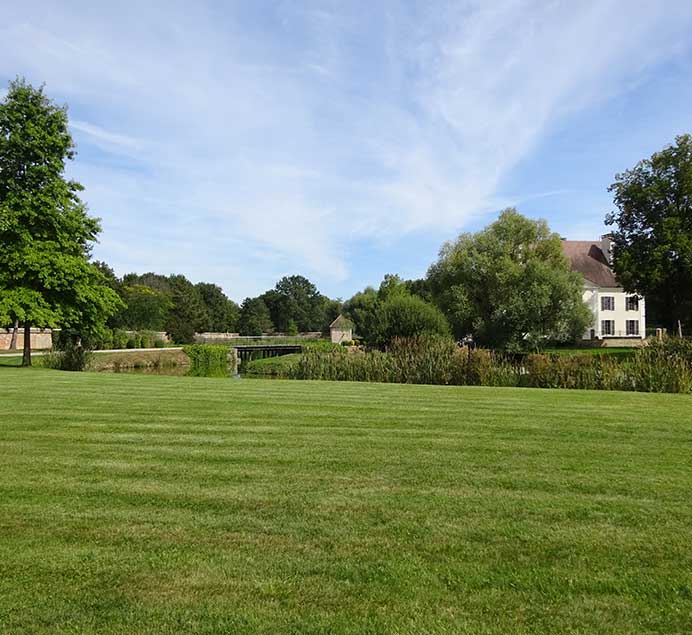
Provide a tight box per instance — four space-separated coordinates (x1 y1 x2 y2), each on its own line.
427 209 591 350
238 297 273 336
606 134 692 331
343 275 449 347
0 78 121 364
196 282 239 333
260 275 328 332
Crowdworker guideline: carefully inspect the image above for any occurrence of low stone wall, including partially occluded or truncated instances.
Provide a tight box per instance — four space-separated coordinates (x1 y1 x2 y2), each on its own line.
195 332 323 343
0 328 53 350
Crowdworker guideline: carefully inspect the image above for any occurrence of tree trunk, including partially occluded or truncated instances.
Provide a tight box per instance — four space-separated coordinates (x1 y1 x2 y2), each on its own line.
9 319 19 350
22 323 32 367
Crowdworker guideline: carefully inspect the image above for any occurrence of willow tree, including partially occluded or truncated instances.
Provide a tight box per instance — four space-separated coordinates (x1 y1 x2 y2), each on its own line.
0 78 120 365
427 209 591 350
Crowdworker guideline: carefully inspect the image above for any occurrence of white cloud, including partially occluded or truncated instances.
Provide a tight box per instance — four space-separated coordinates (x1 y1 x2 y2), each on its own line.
70 120 142 153
1 1 692 297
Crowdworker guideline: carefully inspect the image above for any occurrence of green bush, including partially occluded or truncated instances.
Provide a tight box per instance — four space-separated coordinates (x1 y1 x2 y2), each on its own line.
154 338 166 348
370 295 449 347
42 341 92 372
139 331 156 348
112 329 128 349
183 344 230 377
126 336 136 349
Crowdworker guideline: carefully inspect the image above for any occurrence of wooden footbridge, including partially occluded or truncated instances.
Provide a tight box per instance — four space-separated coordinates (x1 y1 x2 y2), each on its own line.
233 344 302 364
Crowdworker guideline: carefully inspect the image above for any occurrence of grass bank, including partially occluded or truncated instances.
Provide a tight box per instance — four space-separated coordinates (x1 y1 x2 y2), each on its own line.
1 368 691 633
243 352 300 376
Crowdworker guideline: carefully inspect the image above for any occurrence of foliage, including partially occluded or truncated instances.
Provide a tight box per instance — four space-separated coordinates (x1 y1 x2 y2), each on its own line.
112 329 128 349
0 78 122 365
606 134 692 331
182 344 230 377
342 286 378 339
281 335 692 394
166 275 208 343
42 340 92 371
195 282 239 332
427 208 592 350
260 275 329 332
343 275 448 347
371 294 449 347
238 296 273 335
243 353 301 377
113 284 171 331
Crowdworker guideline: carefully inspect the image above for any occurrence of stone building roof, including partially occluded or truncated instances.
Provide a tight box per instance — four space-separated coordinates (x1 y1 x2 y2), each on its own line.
561 240 618 287
330 314 354 330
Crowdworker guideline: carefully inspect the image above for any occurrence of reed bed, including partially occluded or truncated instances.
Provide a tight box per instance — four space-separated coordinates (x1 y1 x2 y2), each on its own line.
281 336 692 394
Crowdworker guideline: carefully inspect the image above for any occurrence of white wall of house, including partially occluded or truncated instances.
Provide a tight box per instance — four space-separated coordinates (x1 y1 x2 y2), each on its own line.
580 285 646 340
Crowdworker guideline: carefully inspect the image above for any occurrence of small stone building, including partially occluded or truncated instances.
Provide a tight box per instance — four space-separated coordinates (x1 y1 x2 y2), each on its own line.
329 315 354 344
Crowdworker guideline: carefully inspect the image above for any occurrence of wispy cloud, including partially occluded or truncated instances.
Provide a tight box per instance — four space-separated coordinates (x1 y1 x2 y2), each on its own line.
1 1 692 298
70 121 142 153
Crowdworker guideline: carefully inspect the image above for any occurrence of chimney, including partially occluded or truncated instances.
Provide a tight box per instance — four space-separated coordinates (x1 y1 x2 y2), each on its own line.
600 234 613 265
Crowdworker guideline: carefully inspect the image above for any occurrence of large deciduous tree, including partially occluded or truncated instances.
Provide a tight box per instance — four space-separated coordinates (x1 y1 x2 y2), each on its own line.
0 78 121 365
195 282 239 333
165 275 208 343
427 209 591 350
269 275 327 332
606 134 692 331
115 284 171 331
238 297 272 336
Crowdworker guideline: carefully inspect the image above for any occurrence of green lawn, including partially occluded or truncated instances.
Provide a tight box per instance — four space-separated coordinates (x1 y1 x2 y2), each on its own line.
0 355 22 367
1 368 691 634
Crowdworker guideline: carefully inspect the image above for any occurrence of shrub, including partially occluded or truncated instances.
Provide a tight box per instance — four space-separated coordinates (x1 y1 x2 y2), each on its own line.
154 338 166 348
98 328 114 351
370 295 450 347
183 344 230 377
42 341 92 372
126 336 136 349
139 331 156 348
112 329 128 349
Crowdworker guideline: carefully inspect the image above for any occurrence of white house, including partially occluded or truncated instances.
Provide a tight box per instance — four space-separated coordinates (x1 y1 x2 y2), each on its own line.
562 238 645 345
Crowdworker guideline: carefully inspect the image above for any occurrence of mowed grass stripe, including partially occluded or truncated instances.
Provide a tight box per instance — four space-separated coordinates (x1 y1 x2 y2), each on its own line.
1 367 692 634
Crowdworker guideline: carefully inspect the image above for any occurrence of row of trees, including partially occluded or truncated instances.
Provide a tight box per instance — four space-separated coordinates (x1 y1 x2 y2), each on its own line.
96 267 341 342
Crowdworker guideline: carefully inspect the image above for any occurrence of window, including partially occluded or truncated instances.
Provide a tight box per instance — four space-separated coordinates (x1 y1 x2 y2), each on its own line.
626 295 639 311
626 320 640 336
601 296 615 311
601 320 615 336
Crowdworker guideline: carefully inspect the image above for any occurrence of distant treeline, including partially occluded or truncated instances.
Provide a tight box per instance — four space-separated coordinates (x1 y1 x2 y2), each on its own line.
95 265 341 343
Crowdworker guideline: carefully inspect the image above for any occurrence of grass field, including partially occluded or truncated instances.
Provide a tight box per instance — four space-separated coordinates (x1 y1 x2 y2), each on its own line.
1 367 691 634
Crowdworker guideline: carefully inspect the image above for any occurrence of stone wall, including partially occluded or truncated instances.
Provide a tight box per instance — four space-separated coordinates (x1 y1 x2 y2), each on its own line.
195 332 323 343
0 328 53 350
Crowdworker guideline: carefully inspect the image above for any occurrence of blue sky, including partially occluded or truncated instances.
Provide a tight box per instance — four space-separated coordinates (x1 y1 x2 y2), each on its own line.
3 1 692 302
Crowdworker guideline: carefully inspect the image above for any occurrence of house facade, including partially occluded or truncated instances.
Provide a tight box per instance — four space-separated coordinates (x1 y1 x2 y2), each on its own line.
562 238 645 345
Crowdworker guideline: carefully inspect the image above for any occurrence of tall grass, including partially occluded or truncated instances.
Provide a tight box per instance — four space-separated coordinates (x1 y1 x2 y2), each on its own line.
283 336 692 394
